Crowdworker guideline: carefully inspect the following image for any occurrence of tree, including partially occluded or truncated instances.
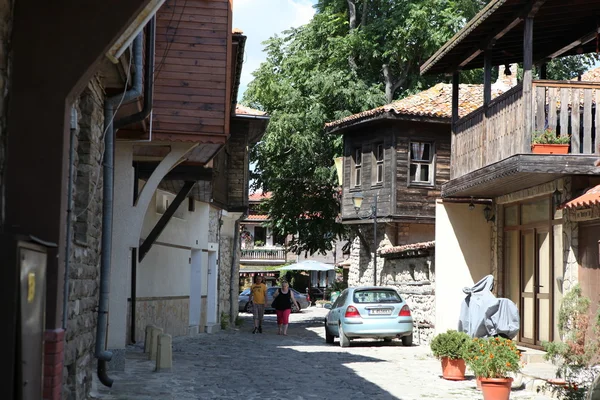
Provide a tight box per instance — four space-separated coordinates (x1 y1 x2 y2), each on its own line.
244 1 487 256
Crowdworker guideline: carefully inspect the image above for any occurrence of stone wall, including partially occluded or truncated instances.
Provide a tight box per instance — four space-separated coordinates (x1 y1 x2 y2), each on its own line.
64 77 105 400
127 297 190 343
218 233 234 321
348 223 436 344
0 0 13 228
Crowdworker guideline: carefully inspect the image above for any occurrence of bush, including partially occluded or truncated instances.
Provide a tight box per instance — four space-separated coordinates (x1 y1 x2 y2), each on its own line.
538 285 600 400
220 312 229 330
465 337 522 378
430 330 471 360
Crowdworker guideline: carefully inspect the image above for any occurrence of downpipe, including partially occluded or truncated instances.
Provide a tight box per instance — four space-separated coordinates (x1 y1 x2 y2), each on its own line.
95 16 155 387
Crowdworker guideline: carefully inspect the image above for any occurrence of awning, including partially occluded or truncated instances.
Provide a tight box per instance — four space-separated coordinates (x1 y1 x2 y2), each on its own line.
278 260 335 272
562 185 600 209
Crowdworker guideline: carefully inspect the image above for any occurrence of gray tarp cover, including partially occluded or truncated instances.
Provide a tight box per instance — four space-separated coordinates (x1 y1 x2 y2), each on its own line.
458 275 519 339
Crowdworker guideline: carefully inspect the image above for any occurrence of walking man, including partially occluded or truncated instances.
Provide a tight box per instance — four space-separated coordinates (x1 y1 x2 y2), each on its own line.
249 275 267 333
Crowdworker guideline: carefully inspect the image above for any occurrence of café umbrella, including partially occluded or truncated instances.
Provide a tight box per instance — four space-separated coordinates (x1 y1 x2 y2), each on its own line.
278 260 335 272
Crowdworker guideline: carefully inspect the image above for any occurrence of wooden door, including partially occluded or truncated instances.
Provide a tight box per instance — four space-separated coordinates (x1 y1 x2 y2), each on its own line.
520 228 552 346
578 224 600 344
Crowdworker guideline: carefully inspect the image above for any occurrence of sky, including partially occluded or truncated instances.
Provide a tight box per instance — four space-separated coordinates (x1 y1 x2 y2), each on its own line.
232 0 317 98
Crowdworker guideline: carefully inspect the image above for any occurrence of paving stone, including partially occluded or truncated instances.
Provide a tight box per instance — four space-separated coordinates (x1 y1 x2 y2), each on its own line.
92 308 554 400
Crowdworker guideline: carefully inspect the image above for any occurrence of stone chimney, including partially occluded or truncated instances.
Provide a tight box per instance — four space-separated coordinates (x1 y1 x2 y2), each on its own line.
493 63 518 92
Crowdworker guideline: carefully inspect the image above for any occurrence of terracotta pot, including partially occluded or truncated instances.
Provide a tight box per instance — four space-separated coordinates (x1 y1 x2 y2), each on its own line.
480 377 513 400
531 144 569 154
441 357 466 381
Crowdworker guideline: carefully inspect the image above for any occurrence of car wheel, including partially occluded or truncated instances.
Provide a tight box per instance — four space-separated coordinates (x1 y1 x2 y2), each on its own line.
401 333 413 346
244 302 252 313
383 338 393 343
339 324 350 348
325 324 334 344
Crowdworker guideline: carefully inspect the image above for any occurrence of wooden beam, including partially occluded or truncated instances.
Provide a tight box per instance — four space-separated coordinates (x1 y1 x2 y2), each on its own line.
523 17 534 153
136 163 213 181
452 72 460 127
451 0 547 71
484 50 493 106
138 181 196 262
546 29 599 60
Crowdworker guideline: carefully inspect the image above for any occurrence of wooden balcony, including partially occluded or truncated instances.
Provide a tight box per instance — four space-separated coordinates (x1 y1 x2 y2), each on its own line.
240 248 287 263
451 80 600 180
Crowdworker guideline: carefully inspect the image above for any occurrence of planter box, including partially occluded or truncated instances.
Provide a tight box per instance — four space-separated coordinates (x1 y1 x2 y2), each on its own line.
531 144 569 154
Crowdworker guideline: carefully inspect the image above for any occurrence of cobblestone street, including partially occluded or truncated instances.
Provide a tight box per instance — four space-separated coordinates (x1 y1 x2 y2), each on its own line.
92 308 554 400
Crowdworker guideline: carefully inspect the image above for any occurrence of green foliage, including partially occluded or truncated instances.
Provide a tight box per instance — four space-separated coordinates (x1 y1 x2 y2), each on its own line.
545 54 600 81
244 0 487 255
464 337 522 378
430 330 471 360
220 312 229 330
532 128 570 144
539 285 600 399
254 240 265 247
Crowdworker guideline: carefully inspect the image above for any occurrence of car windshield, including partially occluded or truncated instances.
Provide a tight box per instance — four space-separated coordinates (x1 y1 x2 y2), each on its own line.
353 289 402 303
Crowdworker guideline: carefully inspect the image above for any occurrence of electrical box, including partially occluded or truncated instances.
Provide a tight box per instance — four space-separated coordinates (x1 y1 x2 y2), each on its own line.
17 241 47 400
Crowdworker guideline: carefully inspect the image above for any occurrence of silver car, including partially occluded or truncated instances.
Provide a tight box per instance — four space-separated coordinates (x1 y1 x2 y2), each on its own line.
324 287 413 347
238 287 310 313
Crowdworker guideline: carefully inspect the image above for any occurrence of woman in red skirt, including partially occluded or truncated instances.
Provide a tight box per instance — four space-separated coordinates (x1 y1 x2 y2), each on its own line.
272 280 300 336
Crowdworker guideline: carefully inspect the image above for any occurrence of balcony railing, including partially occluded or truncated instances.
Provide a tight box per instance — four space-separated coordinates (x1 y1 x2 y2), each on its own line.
451 80 600 179
240 247 287 262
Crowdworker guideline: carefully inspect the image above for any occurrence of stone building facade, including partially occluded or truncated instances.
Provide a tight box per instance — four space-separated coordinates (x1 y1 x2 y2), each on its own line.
348 224 436 344
64 77 105 399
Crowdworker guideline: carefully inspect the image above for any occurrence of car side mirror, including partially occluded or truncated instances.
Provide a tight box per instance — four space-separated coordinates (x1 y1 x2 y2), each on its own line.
324 303 333 310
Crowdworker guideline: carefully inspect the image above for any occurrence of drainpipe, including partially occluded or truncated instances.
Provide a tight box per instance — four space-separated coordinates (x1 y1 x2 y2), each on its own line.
130 163 139 344
63 107 78 329
95 15 155 388
229 213 245 325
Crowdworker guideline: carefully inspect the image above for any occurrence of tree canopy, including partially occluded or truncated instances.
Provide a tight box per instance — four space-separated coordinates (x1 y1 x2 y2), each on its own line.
243 0 599 256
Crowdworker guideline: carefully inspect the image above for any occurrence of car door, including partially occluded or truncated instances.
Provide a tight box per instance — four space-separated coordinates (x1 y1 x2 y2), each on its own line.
327 289 348 336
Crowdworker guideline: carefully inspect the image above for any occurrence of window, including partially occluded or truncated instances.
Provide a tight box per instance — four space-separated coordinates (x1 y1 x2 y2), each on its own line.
353 289 402 304
409 141 434 185
374 143 384 184
353 147 362 187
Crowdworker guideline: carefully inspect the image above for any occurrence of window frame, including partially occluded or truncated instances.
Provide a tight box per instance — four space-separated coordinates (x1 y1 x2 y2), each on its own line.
372 143 384 186
353 147 362 188
408 140 436 188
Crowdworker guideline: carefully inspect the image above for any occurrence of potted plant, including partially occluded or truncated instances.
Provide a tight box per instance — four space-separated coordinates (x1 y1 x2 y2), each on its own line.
531 128 570 154
465 337 522 400
430 330 471 381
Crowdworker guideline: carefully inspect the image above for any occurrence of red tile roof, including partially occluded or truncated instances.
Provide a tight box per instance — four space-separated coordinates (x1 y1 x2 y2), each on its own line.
581 67 600 82
325 83 506 132
249 192 271 201
380 241 435 256
245 214 269 221
562 185 600 209
235 104 267 116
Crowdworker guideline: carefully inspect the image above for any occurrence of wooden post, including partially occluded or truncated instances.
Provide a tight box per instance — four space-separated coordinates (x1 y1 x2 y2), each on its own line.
483 49 492 167
451 72 459 180
523 17 534 153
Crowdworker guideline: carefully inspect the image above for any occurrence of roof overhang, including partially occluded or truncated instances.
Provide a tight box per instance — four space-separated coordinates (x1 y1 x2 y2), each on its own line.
326 112 449 135
442 154 600 198
421 0 600 75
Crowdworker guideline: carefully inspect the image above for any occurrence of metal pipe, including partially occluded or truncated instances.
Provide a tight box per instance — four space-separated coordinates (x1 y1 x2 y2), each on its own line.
63 108 77 329
114 15 156 130
130 163 139 344
95 29 144 389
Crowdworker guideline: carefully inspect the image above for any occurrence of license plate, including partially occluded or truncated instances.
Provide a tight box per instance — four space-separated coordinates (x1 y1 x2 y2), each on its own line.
369 308 392 315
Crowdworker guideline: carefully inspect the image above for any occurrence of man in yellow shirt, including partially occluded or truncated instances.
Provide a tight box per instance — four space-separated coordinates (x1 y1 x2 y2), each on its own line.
249 275 267 333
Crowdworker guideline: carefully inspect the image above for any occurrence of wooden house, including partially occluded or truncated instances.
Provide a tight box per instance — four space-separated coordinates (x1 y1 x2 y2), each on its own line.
421 0 600 349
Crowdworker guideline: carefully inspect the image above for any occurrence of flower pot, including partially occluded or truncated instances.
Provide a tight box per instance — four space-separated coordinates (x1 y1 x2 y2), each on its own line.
531 144 569 154
441 357 466 381
480 377 513 400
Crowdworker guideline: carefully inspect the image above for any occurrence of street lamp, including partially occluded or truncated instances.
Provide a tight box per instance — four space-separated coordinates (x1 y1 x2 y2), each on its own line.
352 192 378 286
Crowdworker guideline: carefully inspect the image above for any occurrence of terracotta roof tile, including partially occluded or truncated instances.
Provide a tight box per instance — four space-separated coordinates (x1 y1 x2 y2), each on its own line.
562 185 600 209
325 83 506 132
249 192 271 201
380 241 435 256
236 104 267 116
245 214 269 221
581 66 600 82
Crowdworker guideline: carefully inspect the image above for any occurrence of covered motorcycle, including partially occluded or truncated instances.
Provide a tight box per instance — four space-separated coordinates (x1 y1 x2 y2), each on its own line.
458 275 519 339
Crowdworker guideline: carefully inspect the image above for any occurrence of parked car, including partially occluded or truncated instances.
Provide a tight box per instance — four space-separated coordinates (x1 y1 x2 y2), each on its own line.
238 287 310 313
324 287 413 347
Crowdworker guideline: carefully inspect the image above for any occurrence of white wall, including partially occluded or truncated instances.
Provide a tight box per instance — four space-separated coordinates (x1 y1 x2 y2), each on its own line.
137 190 210 298
435 200 492 334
